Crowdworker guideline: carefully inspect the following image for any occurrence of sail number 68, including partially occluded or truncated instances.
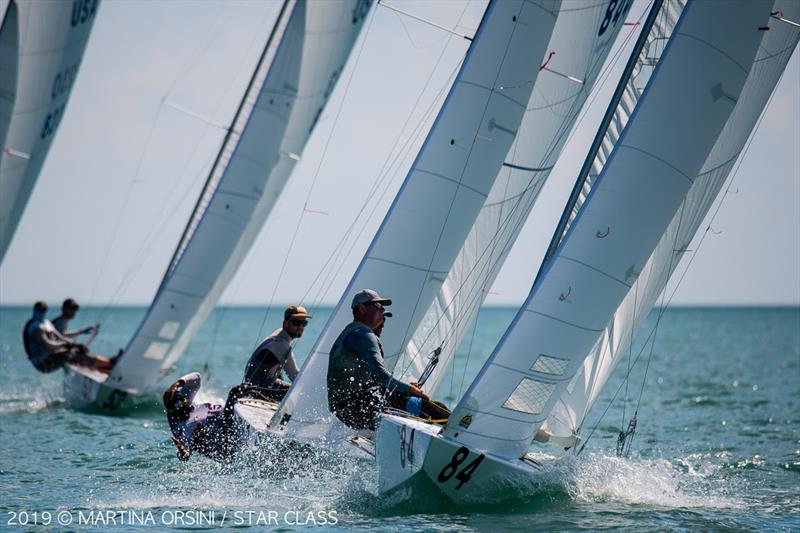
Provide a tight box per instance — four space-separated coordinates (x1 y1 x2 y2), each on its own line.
437 446 485 490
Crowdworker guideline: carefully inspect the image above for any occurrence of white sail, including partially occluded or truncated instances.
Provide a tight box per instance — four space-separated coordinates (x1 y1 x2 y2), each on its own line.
446 0 771 460
107 0 369 393
0 0 99 263
0 1 18 154
395 0 633 395
544 0 800 440
271 0 561 441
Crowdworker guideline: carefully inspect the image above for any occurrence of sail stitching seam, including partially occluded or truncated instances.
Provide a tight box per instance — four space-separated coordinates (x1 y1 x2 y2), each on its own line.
675 31 754 75
617 144 694 184
458 79 528 109
521 309 604 333
558 255 633 289
414 168 490 198
367 256 448 275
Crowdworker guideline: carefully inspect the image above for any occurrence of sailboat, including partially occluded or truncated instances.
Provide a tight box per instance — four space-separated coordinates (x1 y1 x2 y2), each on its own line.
374 0 799 503
0 0 99 263
62 0 371 411
235 0 631 452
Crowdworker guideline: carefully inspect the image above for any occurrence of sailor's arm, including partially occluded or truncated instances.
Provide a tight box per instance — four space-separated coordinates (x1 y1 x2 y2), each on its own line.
285 351 300 382
174 372 202 405
63 324 99 338
172 435 191 461
345 331 411 395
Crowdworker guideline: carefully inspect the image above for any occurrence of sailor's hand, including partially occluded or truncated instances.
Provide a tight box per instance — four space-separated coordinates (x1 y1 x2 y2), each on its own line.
172 436 191 461
409 383 429 401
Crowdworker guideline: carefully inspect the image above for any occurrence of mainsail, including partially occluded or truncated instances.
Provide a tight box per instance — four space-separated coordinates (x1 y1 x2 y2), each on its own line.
543 0 800 440
0 0 99 263
106 0 369 394
271 0 561 441
446 0 771 460
393 0 634 396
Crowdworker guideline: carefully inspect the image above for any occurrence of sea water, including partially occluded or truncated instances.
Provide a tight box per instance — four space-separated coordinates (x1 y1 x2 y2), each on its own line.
0 306 797 531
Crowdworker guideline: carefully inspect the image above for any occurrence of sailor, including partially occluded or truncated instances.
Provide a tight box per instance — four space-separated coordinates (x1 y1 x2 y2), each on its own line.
163 372 256 462
326 289 429 430
22 301 114 373
52 298 99 339
242 305 310 401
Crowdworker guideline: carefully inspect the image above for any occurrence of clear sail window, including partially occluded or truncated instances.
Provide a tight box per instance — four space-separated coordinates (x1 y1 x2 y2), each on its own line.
531 354 569 376
158 321 180 341
143 342 170 361
502 378 555 415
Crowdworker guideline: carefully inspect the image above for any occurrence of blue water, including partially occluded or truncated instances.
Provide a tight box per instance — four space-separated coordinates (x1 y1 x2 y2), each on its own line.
1 306 798 531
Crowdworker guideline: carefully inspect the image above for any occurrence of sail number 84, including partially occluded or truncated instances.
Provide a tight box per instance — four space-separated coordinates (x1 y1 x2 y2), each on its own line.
437 447 485 490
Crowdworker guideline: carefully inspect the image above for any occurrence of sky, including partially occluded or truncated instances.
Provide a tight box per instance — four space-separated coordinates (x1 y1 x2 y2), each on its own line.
0 0 798 308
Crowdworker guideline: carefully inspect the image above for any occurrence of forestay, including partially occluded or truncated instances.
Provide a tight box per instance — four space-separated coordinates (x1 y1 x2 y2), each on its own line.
446 0 771 460
0 0 99 263
394 0 633 395
543 0 800 440
272 0 561 441
108 0 370 393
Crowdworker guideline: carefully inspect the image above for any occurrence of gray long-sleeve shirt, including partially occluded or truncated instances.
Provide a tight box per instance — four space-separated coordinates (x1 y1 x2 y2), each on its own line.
243 328 300 388
328 321 410 399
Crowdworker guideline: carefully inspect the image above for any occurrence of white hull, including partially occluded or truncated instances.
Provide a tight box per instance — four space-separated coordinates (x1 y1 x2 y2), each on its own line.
234 398 279 432
376 414 556 504
234 398 374 459
62 365 152 412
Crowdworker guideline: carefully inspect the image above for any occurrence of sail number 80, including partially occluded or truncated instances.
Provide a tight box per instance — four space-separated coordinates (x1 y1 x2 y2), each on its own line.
437 446 485 490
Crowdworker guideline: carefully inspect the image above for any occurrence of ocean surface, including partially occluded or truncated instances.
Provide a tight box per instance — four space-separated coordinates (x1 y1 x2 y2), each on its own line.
0 305 798 531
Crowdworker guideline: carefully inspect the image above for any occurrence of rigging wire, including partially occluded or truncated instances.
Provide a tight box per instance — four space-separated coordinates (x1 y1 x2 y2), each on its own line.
83 1 266 324
303 49 468 310
304 1 475 312
250 5 382 349
244 1 474 382
269 3 472 322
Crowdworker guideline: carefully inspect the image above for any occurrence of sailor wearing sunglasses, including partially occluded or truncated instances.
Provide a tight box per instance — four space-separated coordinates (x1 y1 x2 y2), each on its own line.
242 305 311 401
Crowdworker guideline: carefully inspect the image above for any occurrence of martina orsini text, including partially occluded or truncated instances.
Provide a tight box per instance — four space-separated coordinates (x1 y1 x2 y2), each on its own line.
6 509 339 527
